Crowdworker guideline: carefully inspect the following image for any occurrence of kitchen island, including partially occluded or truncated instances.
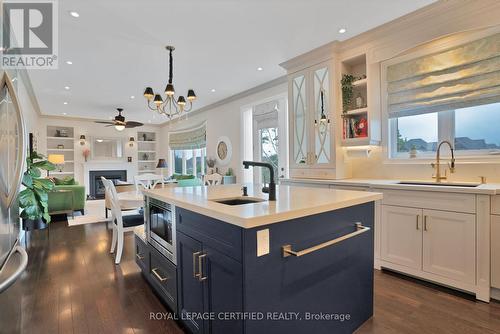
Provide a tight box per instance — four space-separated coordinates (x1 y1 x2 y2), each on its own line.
139 184 382 334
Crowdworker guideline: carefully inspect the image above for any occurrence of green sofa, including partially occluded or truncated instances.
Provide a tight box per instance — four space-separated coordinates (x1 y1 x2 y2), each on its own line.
48 179 86 215
171 174 202 187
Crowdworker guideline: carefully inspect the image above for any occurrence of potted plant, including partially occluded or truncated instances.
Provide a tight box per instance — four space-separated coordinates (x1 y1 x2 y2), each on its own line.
341 74 357 113
223 167 236 185
19 151 56 231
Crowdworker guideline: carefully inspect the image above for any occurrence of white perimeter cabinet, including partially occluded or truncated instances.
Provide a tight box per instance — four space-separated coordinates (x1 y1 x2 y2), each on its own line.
376 188 490 301
381 206 422 270
382 205 475 284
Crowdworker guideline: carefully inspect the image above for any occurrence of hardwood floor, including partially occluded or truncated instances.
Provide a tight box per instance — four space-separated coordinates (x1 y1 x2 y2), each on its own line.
2 218 500 334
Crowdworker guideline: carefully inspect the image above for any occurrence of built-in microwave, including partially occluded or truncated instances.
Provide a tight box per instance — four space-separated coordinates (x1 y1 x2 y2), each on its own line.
145 197 176 265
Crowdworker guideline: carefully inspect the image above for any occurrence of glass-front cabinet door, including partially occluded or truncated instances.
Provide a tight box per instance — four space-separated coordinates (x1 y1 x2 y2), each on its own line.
288 61 335 170
290 72 309 166
313 65 333 166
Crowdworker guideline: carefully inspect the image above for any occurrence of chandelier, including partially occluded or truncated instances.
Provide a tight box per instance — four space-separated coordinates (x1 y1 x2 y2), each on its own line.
143 46 196 118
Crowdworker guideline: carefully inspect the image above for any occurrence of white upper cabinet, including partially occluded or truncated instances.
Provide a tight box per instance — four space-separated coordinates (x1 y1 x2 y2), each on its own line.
281 44 350 179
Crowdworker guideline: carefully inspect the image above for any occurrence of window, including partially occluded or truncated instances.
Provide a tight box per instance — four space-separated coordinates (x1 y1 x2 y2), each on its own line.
173 150 183 174
395 113 438 154
259 127 279 183
390 102 500 158
171 147 206 177
454 103 500 152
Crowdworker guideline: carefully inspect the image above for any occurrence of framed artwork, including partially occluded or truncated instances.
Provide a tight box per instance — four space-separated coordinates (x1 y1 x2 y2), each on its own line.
216 136 232 166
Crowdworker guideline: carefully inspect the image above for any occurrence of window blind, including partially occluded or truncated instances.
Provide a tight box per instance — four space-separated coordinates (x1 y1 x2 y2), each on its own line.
387 32 500 118
253 100 279 129
169 123 206 150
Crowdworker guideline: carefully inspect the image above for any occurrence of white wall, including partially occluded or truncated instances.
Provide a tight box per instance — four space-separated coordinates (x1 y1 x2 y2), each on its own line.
38 116 161 187
159 82 288 182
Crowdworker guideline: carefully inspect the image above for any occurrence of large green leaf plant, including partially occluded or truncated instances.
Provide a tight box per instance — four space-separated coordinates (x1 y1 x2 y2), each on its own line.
19 151 56 223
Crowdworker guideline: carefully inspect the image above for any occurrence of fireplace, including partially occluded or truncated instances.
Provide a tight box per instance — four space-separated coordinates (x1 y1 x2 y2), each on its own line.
89 170 127 199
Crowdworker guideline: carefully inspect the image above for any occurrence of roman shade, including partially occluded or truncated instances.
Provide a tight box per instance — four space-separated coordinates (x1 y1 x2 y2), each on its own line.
169 123 206 150
387 32 500 118
253 100 279 129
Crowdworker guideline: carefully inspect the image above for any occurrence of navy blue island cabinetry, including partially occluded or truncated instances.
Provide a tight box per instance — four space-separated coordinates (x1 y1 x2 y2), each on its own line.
175 202 374 334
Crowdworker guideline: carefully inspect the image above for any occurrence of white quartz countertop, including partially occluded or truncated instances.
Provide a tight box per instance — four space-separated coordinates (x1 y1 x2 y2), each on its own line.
283 178 500 195
142 184 382 229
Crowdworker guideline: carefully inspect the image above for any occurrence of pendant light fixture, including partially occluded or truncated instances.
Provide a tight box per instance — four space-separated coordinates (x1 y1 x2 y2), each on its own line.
143 46 197 119
315 90 330 134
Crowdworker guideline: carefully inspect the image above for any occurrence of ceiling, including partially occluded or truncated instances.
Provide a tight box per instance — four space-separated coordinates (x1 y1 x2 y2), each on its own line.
28 0 436 124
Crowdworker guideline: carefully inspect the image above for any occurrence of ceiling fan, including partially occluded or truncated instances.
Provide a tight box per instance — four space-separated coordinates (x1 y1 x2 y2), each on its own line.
95 108 144 131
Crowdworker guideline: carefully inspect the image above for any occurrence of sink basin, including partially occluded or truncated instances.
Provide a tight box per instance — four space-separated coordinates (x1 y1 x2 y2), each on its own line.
212 197 265 206
398 181 481 188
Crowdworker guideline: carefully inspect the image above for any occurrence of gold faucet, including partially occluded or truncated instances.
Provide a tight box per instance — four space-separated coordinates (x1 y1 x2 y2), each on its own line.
431 140 455 182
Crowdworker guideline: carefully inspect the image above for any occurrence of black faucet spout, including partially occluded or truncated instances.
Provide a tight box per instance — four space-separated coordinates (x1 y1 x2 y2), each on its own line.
242 161 276 201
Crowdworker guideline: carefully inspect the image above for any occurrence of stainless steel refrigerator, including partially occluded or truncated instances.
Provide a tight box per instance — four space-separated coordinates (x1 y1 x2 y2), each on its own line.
0 71 28 333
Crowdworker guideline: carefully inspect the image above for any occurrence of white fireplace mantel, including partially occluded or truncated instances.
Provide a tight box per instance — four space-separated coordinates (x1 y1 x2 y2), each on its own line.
83 160 137 195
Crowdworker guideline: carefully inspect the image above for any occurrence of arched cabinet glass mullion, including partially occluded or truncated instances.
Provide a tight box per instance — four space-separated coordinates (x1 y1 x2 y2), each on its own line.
292 74 308 164
313 67 331 164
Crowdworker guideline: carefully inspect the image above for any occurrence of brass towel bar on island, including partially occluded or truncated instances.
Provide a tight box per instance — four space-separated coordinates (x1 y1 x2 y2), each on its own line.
282 222 371 258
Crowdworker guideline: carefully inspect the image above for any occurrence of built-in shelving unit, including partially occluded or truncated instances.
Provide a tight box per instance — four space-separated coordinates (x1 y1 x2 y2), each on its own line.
339 53 381 147
341 54 369 146
46 126 75 177
137 131 157 174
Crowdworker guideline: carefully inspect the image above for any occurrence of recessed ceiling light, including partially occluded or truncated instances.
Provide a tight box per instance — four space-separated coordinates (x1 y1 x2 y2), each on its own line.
257 67 263 71
130 95 135 99
69 11 80 18
63 102 68 105
64 86 70 90
338 28 347 34
62 112 67 116
65 60 73 65
211 89 216 93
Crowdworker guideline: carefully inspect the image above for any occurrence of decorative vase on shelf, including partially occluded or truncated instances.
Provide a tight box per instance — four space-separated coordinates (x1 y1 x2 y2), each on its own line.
355 94 364 109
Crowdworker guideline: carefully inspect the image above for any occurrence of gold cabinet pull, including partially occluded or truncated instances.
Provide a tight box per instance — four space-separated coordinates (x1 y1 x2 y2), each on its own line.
282 222 370 258
424 216 428 231
193 251 201 278
136 253 145 260
198 254 208 282
416 215 419 230
151 268 168 282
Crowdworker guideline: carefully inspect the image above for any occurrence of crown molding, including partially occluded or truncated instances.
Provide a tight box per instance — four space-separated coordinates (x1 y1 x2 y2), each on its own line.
279 41 338 74
337 0 500 54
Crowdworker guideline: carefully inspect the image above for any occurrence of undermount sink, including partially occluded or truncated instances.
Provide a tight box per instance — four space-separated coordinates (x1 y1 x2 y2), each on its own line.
212 197 265 206
398 181 481 188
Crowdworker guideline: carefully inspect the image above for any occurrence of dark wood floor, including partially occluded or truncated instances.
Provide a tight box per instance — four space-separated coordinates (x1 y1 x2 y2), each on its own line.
3 219 500 334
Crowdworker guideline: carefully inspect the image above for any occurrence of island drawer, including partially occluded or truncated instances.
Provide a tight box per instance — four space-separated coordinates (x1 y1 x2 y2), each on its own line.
177 207 242 262
134 235 148 272
149 247 177 312
375 189 476 213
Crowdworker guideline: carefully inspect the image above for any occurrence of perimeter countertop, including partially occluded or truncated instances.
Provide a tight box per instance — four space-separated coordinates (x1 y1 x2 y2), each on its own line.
282 178 500 195
142 184 382 229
